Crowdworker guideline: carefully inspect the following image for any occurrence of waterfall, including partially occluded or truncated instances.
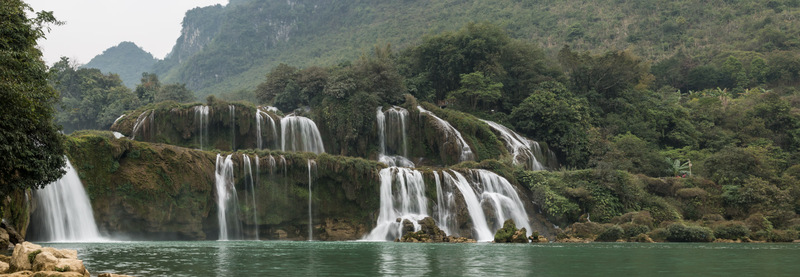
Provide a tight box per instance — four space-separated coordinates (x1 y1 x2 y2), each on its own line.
194 105 210 149
474 169 532 235
417 106 474 162
281 115 325 154
242 154 259 240
307 160 317 241
377 107 414 167
229 105 236 150
215 154 242 240
364 167 429 241
113 114 125 125
441 170 493 241
482 120 545 171
33 159 103 242
131 110 152 140
256 107 278 150
433 171 455 236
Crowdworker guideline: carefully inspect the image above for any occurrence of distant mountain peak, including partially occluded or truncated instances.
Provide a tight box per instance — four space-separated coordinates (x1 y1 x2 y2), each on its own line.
83 41 157 88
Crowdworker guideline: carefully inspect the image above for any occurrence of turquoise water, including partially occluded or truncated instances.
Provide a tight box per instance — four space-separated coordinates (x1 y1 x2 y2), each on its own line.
39 241 800 276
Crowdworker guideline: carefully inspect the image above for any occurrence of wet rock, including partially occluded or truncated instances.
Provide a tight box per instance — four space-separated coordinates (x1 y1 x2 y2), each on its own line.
401 219 415 237
494 219 529 243
320 218 364 240
2 271 85 276
399 217 475 243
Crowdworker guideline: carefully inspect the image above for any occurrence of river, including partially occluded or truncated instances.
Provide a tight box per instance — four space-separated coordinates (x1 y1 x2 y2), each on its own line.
37 241 800 276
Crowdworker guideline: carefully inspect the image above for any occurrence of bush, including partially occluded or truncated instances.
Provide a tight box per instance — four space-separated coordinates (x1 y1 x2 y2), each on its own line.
596 225 625 242
568 222 604 238
712 221 750 240
767 230 798 242
621 223 651 238
665 223 715 242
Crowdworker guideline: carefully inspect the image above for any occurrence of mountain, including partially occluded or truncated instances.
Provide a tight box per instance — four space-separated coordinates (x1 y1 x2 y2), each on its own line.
147 0 800 97
82 41 157 88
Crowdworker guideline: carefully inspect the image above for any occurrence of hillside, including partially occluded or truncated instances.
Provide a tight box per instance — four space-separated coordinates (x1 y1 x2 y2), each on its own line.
135 0 800 97
82 41 157 88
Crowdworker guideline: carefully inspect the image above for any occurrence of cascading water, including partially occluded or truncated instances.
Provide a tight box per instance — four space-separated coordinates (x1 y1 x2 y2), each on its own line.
364 167 429 241
377 107 414 167
113 114 125 126
33 159 103 242
433 171 456 236
215 154 242 240
281 115 325 154
473 169 532 235
441 170 493 241
131 110 152 140
481 120 545 171
256 107 279 150
307 160 317 241
194 105 210 149
417 106 474 162
242 154 259 240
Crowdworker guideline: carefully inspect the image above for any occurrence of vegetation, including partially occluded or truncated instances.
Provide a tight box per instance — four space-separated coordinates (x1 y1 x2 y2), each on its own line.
82 41 156 88
0 0 66 198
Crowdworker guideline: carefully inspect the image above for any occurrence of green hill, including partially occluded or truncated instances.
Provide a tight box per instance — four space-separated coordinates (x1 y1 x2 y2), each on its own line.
82 41 157 88
132 0 800 97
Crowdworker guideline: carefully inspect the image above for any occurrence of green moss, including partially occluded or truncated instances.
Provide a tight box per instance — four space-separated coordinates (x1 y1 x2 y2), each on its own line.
28 249 42 264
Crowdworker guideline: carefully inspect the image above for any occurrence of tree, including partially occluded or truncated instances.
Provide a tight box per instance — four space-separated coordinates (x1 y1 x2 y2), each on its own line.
510 82 592 167
155 83 195 103
50 58 139 132
135 72 161 104
255 63 297 104
447 71 502 110
0 0 66 197
558 46 652 102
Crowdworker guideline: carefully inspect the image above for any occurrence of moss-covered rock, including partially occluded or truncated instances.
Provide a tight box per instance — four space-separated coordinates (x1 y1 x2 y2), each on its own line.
494 219 529 243
26 132 384 241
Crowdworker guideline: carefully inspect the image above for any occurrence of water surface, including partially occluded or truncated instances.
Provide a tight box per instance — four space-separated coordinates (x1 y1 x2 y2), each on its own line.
40 241 800 276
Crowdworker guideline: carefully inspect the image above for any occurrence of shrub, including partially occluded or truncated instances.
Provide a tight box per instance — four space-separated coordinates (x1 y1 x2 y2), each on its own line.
621 223 651 238
596 225 625 242
568 222 604 238
665 223 715 242
767 230 798 242
713 221 750 240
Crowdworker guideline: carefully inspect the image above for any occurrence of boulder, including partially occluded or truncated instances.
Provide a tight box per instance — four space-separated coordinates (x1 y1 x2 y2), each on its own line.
401 219 415 237
8 242 88 277
0 228 10 251
0 221 24 245
10 242 42 271
0 261 9 273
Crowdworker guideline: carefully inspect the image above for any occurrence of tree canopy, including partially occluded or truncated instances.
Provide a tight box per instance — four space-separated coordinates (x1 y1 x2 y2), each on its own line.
0 0 66 197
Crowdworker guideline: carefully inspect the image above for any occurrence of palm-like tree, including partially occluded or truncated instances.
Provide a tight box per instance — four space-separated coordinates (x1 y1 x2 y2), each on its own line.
666 158 692 177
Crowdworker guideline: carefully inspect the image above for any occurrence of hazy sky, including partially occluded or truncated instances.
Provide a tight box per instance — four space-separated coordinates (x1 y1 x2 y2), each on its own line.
26 0 229 66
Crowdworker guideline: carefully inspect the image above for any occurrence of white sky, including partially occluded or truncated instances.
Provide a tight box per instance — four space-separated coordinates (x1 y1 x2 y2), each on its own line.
26 0 229 66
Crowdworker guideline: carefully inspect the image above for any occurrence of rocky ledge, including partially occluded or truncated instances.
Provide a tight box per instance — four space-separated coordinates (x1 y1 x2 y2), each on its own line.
0 242 132 277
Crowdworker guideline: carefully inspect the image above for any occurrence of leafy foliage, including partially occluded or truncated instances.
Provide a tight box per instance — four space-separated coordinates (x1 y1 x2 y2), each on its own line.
0 0 66 198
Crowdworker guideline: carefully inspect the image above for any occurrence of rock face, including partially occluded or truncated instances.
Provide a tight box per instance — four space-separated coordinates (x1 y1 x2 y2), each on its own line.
494 219 529 243
39 132 382 241
7 242 89 277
